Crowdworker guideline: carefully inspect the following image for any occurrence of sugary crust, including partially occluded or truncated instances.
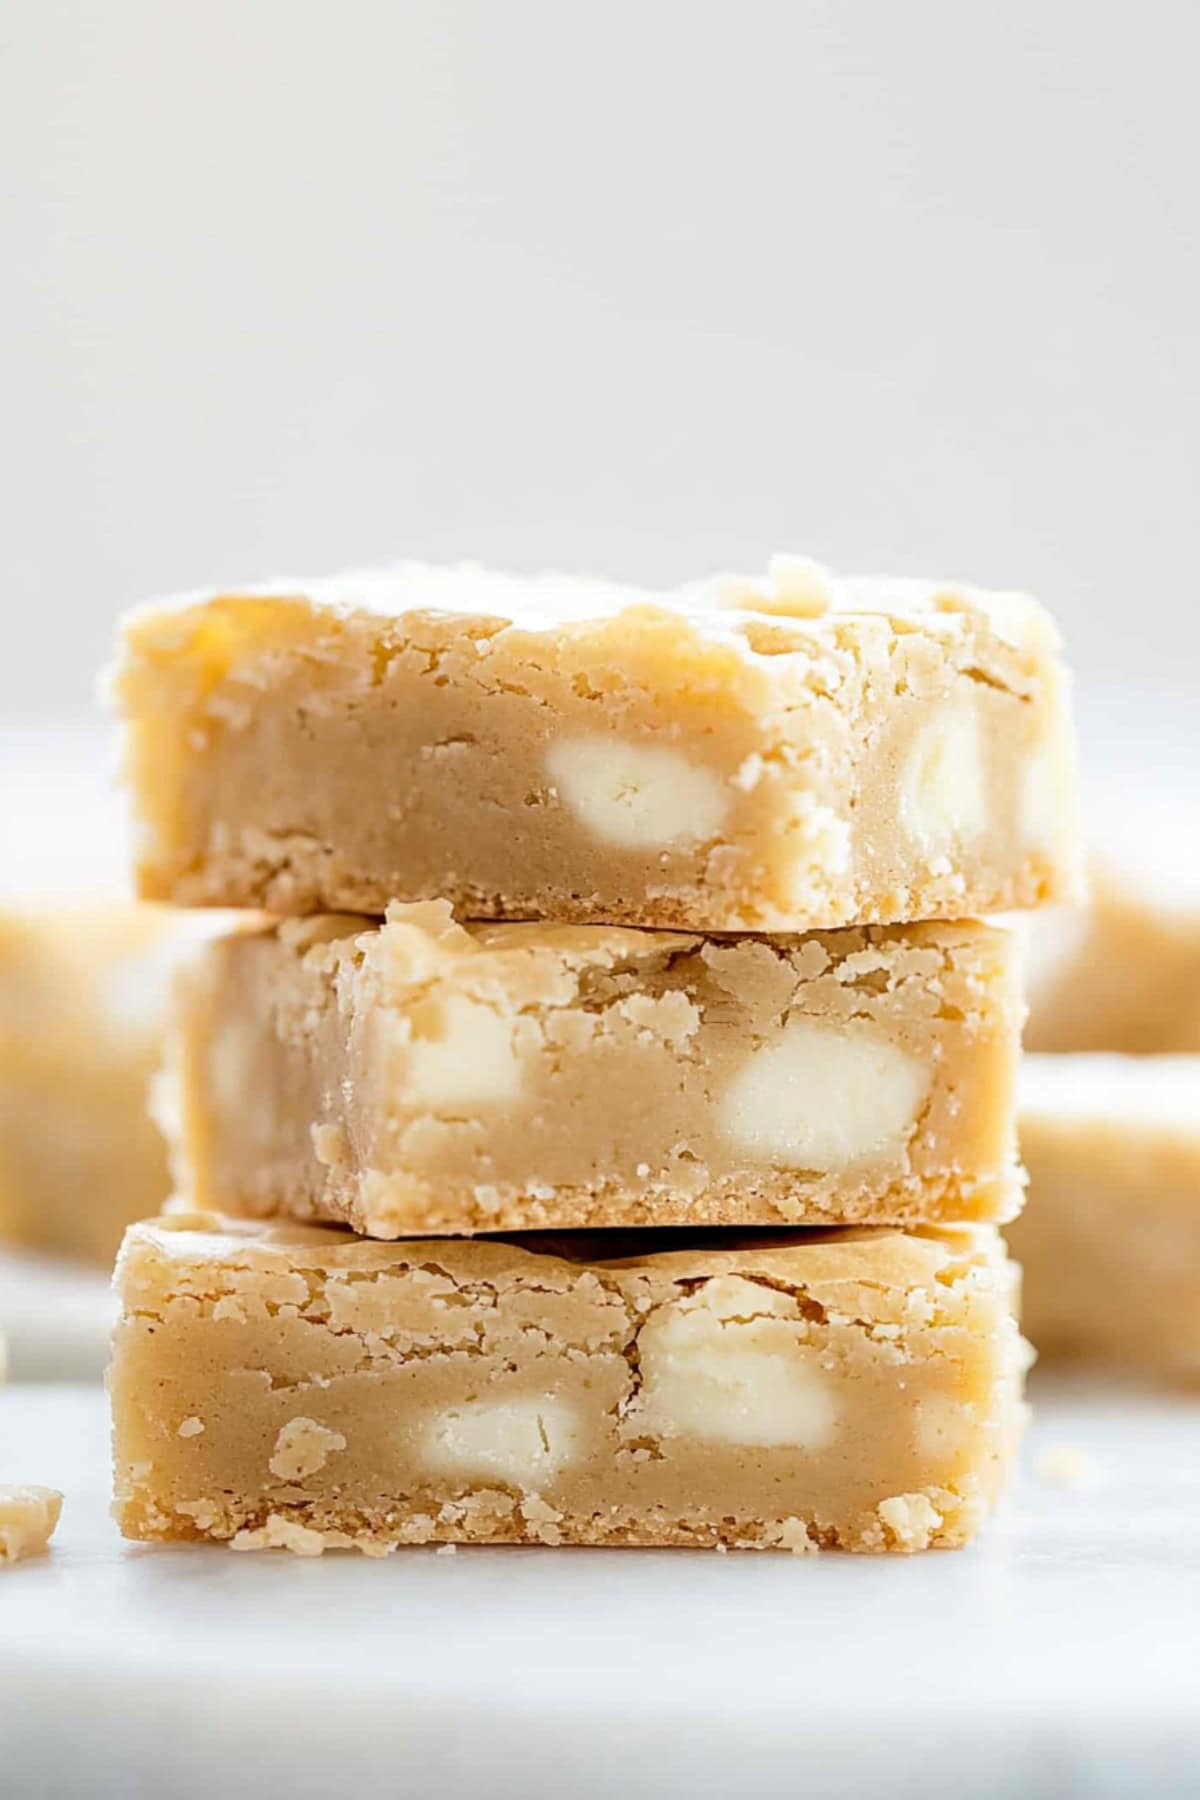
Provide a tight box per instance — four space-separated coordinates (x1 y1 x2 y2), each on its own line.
117 557 1061 645
128 1208 1017 1328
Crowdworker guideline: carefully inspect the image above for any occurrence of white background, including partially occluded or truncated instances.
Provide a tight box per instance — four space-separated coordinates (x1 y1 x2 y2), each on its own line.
2 0 1198 773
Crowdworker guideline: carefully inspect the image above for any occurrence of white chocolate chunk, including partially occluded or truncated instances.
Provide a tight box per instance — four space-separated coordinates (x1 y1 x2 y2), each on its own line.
0 1485 63 1563
901 691 986 853
719 1021 924 1169
545 736 729 850
635 1277 838 1450
406 996 524 1108
877 1491 943 1551
269 1417 347 1480
230 1514 330 1556
770 1516 817 1553
764 553 832 617
420 1397 582 1484
312 1121 351 1169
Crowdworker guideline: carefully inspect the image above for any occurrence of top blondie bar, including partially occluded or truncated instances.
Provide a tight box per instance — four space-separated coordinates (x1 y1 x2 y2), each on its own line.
110 555 1080 930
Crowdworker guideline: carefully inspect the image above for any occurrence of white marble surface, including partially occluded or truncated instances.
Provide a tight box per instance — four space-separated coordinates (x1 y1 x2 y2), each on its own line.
1 1380 1197 1798
0 1252 114 1381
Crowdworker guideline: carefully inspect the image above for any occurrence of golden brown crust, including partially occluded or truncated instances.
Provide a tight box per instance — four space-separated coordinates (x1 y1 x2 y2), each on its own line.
139 1204 1011 1292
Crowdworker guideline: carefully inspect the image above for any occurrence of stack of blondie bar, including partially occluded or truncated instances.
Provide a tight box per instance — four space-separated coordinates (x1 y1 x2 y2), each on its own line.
106 555 1080 1554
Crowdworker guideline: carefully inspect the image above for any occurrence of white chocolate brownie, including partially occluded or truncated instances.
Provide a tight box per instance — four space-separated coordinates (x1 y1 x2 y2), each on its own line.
168 904 1025 1234
1012 1055 1200 1381
110 556 1080 931
1024 868 1200 1054
0 906 186 1262
111 1212 1026 1554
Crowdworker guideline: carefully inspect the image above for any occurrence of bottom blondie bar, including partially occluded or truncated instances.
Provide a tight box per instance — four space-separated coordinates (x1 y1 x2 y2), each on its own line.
112 1213 1025 1554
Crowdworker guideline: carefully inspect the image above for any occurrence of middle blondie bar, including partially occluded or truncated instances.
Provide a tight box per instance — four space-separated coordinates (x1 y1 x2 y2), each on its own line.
169 902 1023 1236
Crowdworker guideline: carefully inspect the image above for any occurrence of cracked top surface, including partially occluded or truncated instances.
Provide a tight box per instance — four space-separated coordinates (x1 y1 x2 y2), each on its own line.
274 899 1004 995
134 1206 1012 1311
119 553 1060 664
